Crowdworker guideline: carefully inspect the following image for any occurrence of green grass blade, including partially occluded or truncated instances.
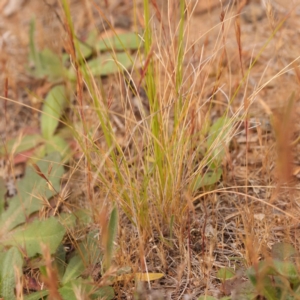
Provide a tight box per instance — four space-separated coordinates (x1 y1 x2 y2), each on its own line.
41 85 67 140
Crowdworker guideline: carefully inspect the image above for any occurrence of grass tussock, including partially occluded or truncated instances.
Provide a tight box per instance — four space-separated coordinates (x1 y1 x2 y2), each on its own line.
56 1 300 298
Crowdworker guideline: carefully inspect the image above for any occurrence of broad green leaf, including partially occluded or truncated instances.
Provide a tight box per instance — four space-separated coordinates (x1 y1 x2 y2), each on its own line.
216 267 235 281
247 262 280 300
61 254 85 285
59 279 114 300
28 21 65 82
59 279 86 299
96 32 141 51
86 29 97 45
24 290 49 300
77 230 102 266
54 244 66 281
73 209 93 225
29 47 65 81
77 32 141 59
193 167 222 191
68 52 134 80
41 85 67 139
0 152 64 233
77 30 97 58
78 40 93 59
55 125 76 139
80 230 103 264
104 206 118 270
273 260 299 284
91 286 114 300
248 258 300 291
59 212 77 228
58 209 92 230
0 247 23 300
3 217 65 257
247 261 274 285
45 134 70 157
38 49 66 81
206 116 233 169
0 134 43 155
273 276 294 298
262 278 280 300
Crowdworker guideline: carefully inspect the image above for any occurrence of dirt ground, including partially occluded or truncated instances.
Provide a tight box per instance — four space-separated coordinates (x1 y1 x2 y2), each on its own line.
1 0 300 299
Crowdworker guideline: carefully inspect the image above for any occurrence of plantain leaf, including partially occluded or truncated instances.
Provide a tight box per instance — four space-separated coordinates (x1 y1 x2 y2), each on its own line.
0 247 23 299
217 267 235 281
59 279 87 300
23 290 49 300
45 134 70 157
3 217 66 257
77 230 102 270
61 254 85 285
54 244 66 281
41 85 67 139
206 116 233 169
0 152 64 233
59 279 114 300
59 209 92 229
104 206 118 270
193 167 222 191
96 32 141 51
273 260 299 285
247 261 280 300
68 52 134 80
91 286 115 299
36 49 66 81
78 40 93 59
0 134 43 155
29 20 65 81
77 32 141 59
29 44 65 81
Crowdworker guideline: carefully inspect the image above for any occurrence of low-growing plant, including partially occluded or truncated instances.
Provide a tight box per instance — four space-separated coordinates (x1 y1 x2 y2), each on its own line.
202 242 300 300
0 7 165 298
0 155 123 299
247 242 300 300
